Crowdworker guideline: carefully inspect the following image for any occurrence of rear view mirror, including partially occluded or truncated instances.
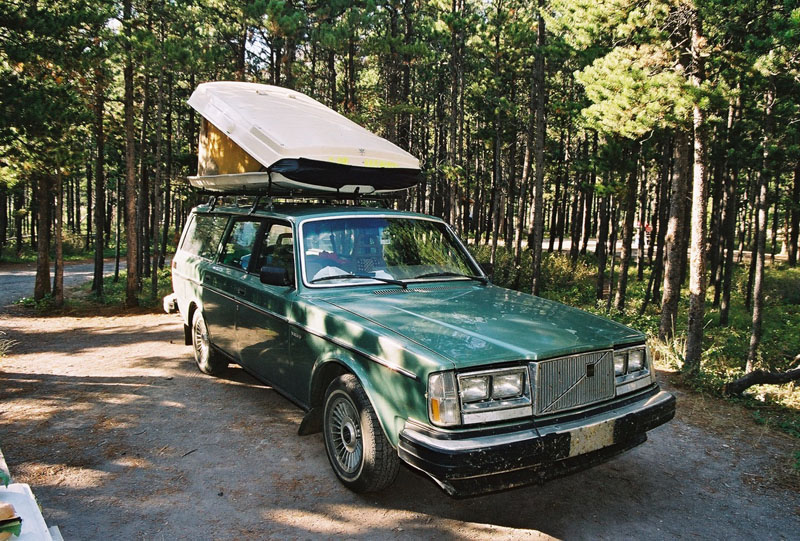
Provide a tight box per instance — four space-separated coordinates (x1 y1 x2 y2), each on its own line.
260 266 292 287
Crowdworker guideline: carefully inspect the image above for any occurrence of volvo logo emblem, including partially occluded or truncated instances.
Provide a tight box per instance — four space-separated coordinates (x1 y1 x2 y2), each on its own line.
586 363 595 378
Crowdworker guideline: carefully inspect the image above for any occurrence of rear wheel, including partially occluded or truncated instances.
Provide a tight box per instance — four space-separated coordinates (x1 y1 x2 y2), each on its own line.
191 310 228 376
323 374 399 492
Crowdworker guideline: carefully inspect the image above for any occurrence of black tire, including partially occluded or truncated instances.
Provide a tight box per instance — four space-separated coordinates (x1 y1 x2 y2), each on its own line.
191 310 228 376
323 374 399 493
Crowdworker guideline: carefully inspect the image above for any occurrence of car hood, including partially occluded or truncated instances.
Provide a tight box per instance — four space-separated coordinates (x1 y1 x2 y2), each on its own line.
319 284 644 369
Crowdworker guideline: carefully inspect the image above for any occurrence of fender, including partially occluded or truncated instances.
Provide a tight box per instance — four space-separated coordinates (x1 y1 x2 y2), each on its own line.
301 350 426 448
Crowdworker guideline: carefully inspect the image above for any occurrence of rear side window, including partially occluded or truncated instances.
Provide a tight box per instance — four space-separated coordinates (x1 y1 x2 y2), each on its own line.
179 214 228 259
219 219 263 270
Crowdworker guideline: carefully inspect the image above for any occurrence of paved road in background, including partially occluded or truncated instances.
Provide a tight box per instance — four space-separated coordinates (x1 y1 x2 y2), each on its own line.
0 260 125 307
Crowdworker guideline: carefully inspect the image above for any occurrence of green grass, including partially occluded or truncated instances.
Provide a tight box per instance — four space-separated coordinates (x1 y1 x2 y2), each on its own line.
74 268 172 309
470 243 800 439
18 267 172 313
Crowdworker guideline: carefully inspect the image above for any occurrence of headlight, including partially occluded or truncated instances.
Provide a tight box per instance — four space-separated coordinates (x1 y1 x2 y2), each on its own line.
492 372 524 399
428 372 460 427
460 375 490 402
614 352 627 376
628 349 644 372
614 345 652 396
457 367 532 425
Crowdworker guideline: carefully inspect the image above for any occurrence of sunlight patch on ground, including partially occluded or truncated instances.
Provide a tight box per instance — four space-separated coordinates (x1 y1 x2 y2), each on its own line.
260 505 559 539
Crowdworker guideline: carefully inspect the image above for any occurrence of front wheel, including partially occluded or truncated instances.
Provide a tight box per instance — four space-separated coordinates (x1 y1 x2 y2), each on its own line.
323 374 399 492
191 310 228 376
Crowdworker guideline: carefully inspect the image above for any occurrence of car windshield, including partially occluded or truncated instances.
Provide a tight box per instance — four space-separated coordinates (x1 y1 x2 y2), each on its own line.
301 216 479 286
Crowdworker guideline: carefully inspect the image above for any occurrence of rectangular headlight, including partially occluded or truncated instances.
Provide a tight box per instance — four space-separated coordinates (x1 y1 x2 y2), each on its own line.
614 345 652 396
628 349 644 372
428 371 460 426
614 352 627 376
460 375 490 402
492 372 524 399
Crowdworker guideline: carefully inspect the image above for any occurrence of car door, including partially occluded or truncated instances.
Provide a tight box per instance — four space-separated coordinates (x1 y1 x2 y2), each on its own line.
236 220 299 396
202 217 266 356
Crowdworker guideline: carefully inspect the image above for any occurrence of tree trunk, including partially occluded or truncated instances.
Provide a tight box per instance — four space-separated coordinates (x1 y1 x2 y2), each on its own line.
723 365 800 396
582 133 598 255
683 16 709 375
85 156 92 251
530 0 546 296
33 175 52 301
92 68 106 297
651 136 672 304
139 74 152 282
123 0 138 308
53 173 64 306
152 57 165 300
788 161 799 267
659 131 690 340
746 87 775 372
0 184 7 252
606 203 620 313
160 73 173 269
596 194 610 300
719 166 740 326
636 160 647 281
13 189 23 256
614 150 639 311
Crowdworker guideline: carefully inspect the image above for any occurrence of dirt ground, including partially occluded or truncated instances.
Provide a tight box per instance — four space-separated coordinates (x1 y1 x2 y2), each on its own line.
0 308 799 540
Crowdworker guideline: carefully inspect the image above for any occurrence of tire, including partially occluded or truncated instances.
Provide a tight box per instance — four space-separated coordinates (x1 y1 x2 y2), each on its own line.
191 310 228 376
323 374 399 493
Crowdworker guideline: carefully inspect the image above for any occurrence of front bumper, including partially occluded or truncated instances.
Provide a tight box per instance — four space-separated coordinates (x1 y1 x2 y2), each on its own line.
398 388 675 497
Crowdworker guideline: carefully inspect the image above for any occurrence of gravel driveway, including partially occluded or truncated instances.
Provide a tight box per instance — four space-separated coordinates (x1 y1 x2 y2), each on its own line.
0 310 798 540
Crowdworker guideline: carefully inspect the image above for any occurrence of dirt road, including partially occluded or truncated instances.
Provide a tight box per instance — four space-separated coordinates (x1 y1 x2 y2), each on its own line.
0 260 126 307
0 310 798 540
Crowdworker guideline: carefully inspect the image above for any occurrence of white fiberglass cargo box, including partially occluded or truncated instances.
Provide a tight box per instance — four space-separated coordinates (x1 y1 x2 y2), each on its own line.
187 82 420 194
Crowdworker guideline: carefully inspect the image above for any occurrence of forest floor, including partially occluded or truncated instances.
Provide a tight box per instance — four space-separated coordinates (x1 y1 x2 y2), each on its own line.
0 307 799 540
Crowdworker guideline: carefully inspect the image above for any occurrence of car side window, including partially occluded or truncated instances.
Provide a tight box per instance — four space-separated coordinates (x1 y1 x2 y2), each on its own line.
219 219 262 271
179 214 228 260
257 223 294 280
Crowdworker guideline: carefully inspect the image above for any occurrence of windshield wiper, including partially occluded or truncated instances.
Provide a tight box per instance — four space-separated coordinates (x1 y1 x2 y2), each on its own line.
310 273 408 289
412 271 488 284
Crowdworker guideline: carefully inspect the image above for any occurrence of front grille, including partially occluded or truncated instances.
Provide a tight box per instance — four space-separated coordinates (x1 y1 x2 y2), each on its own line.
530 350 614 415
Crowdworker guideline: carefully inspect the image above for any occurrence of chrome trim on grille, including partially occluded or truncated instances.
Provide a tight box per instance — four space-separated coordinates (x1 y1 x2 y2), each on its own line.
530 350 614 415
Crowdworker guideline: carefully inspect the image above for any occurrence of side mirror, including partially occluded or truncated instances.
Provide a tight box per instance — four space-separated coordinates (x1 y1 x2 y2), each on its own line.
480 262 494 278
260 265 292 287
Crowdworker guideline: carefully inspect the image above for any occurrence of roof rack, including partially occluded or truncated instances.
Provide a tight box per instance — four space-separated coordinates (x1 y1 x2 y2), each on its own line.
197 189 404 213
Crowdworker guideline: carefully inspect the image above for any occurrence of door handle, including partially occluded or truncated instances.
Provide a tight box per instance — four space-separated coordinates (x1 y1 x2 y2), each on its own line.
237 288 246 296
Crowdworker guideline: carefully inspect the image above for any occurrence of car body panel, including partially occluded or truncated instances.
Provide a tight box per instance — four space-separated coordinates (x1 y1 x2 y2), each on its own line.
169 203 675 496
314 284 643 368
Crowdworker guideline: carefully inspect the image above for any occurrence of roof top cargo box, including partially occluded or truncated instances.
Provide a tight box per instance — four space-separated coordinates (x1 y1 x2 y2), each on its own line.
187 82 420 195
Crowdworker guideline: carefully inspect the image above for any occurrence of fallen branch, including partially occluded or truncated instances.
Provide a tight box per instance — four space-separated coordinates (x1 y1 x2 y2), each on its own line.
723 366 800 396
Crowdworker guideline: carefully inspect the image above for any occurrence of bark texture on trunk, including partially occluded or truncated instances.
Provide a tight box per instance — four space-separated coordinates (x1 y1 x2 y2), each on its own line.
92 69 106 297
614 154 639 311
53 173 64 306
123 0 138 307
659 131 690 340
789 161 800 267
33 175 52 301
747 88 774 372
684 16 709 374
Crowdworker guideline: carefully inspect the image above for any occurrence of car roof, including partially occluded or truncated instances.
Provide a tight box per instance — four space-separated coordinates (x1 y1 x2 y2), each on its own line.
193 203 439 223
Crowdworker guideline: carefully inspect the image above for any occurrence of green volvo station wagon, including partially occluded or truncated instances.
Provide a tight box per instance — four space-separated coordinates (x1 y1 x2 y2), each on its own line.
166 200 675 497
